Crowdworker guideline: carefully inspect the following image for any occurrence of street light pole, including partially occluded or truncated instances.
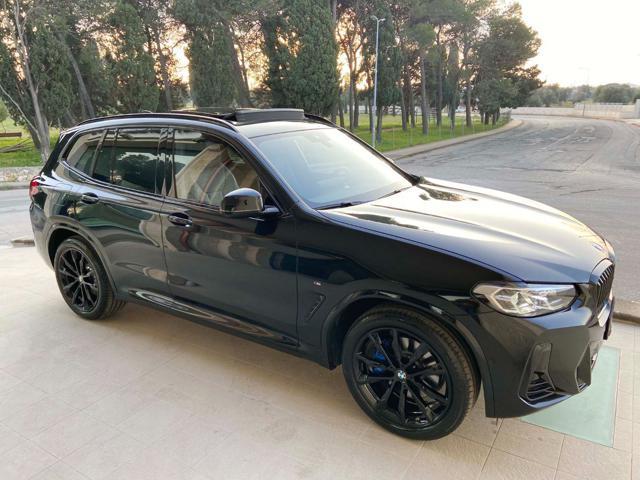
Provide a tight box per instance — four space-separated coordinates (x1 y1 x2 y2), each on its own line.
371 15 385 148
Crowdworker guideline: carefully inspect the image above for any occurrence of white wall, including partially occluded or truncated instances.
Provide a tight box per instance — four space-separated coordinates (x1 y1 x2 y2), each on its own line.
512 100 640 119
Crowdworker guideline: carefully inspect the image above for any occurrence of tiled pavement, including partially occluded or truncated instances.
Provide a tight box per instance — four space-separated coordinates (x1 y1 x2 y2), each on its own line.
0 246 637 480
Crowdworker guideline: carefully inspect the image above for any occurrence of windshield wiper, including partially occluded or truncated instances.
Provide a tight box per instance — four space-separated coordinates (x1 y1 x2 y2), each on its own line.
377 186 412 200
317 201 364 210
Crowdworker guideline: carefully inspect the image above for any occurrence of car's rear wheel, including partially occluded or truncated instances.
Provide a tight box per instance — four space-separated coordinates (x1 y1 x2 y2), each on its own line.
342 305 477 440
54 236 125 320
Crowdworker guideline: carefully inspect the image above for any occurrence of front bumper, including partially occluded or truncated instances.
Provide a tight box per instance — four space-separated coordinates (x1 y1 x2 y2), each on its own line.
470 262 614 418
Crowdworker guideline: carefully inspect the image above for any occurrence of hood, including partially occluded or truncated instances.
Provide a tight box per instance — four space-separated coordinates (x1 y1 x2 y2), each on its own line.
320 178 612 283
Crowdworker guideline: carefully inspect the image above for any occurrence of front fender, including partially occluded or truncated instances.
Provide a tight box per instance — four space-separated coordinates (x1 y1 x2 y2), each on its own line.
319 287 496 417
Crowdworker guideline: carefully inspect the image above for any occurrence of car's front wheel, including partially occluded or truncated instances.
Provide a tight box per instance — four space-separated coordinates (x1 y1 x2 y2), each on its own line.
342 305 477 440
54 236 125 320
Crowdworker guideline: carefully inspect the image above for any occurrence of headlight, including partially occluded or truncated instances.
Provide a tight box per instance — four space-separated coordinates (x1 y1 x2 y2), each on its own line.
472 283 577 317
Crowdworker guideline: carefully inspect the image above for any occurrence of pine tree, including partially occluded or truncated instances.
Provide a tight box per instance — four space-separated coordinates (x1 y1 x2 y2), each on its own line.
104 1 159 113
263 0 339 116
186 24 238 107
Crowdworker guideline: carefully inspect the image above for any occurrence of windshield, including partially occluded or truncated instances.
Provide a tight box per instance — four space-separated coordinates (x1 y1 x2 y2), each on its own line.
251 128 412 208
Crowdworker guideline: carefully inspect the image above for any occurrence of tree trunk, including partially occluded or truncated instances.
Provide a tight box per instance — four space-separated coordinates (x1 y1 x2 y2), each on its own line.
376 105 383 143
450 103 456 129
420 55 429 135
368 95 373 132
338 92 345 127
12 4 50 162
222 21 253 107
347 82 353 130
400 84 407 131
60 36 95 119
354 88 360 127
465 81 472 127
436 57 443 127
409 86 416 128
492 112 497 125
153 29 173 111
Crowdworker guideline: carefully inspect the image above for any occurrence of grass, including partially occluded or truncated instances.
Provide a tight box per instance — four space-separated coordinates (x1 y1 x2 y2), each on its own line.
0 119 58 168
0 113 509 167
352 113 509 152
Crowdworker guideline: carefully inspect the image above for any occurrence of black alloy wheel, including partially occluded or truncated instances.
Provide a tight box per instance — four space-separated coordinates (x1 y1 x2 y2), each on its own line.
353 327 452 427
54 236 125 320
58 247 99 313
342 306 477 440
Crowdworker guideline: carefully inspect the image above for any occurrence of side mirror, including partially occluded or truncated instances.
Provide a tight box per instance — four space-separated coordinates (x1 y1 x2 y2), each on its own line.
221 188 274 218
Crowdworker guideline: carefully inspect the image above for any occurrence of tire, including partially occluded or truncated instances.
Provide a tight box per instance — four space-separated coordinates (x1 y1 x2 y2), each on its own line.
342 305 477 440
53 236 125 320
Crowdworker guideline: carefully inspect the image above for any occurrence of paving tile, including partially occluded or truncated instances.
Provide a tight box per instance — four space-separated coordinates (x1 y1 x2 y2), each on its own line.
632 422 640 457
32 411 118 459
558 435 631 480
494 419 564 468
359 422 424 460
193 433 290 480
0 422 26 456
82 383 158 427
30 462 90 480
618 391 634 421
63 431 147 480
102 448 211 480
403 434 490 480
0 381 46 421
0 441 58 480
0 369 21 394
613 417 633 452
455 399 501 447
151 414 231 467
3 396 76 439
29 360 96 395
118 396 194 444
633 456 640 480
479 448 555 480
554 471 582 480
620 369 635 395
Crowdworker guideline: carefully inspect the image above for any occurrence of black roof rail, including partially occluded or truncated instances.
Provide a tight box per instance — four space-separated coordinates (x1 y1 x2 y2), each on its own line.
77 112 238 132
232 108 305 123
303 113 336 127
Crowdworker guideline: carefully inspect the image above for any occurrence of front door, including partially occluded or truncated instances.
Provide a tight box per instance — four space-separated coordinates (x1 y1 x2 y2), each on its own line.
160 128 298 345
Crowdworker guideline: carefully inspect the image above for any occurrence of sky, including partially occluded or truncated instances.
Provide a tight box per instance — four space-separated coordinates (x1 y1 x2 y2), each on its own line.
516 0 640 86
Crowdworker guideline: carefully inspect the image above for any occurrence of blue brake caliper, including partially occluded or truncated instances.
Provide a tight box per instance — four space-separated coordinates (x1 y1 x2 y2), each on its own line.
371 350 386 374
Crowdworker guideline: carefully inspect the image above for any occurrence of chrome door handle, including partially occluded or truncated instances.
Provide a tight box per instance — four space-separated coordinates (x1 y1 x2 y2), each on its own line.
80 193 99 204
168 213 193 227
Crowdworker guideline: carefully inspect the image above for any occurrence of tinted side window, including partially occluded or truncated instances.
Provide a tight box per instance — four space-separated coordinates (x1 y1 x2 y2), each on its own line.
92 130 116 183
65 131 103 174
172 129 259 206
111 128 161 193
91 128 161 193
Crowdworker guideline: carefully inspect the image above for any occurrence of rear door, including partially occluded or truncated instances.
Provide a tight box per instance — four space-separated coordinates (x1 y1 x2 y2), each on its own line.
70 126 170 297
159 127 298 345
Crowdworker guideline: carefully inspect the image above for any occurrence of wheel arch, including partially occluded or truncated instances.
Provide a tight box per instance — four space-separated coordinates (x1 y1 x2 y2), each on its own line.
321 290 495 415
46 223 118 294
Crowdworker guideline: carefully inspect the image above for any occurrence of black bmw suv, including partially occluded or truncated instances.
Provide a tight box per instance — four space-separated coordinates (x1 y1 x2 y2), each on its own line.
29 108 614 440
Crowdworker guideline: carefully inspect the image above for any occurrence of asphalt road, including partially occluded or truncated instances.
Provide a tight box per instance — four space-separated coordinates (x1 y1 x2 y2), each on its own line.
397 115 640 302
0 188 30 247
1 114 638 300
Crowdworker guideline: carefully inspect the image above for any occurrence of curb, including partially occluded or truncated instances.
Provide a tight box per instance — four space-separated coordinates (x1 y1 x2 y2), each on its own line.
615 299 640 324
386 119 524 161
10 237 35 247
0 182 29 191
